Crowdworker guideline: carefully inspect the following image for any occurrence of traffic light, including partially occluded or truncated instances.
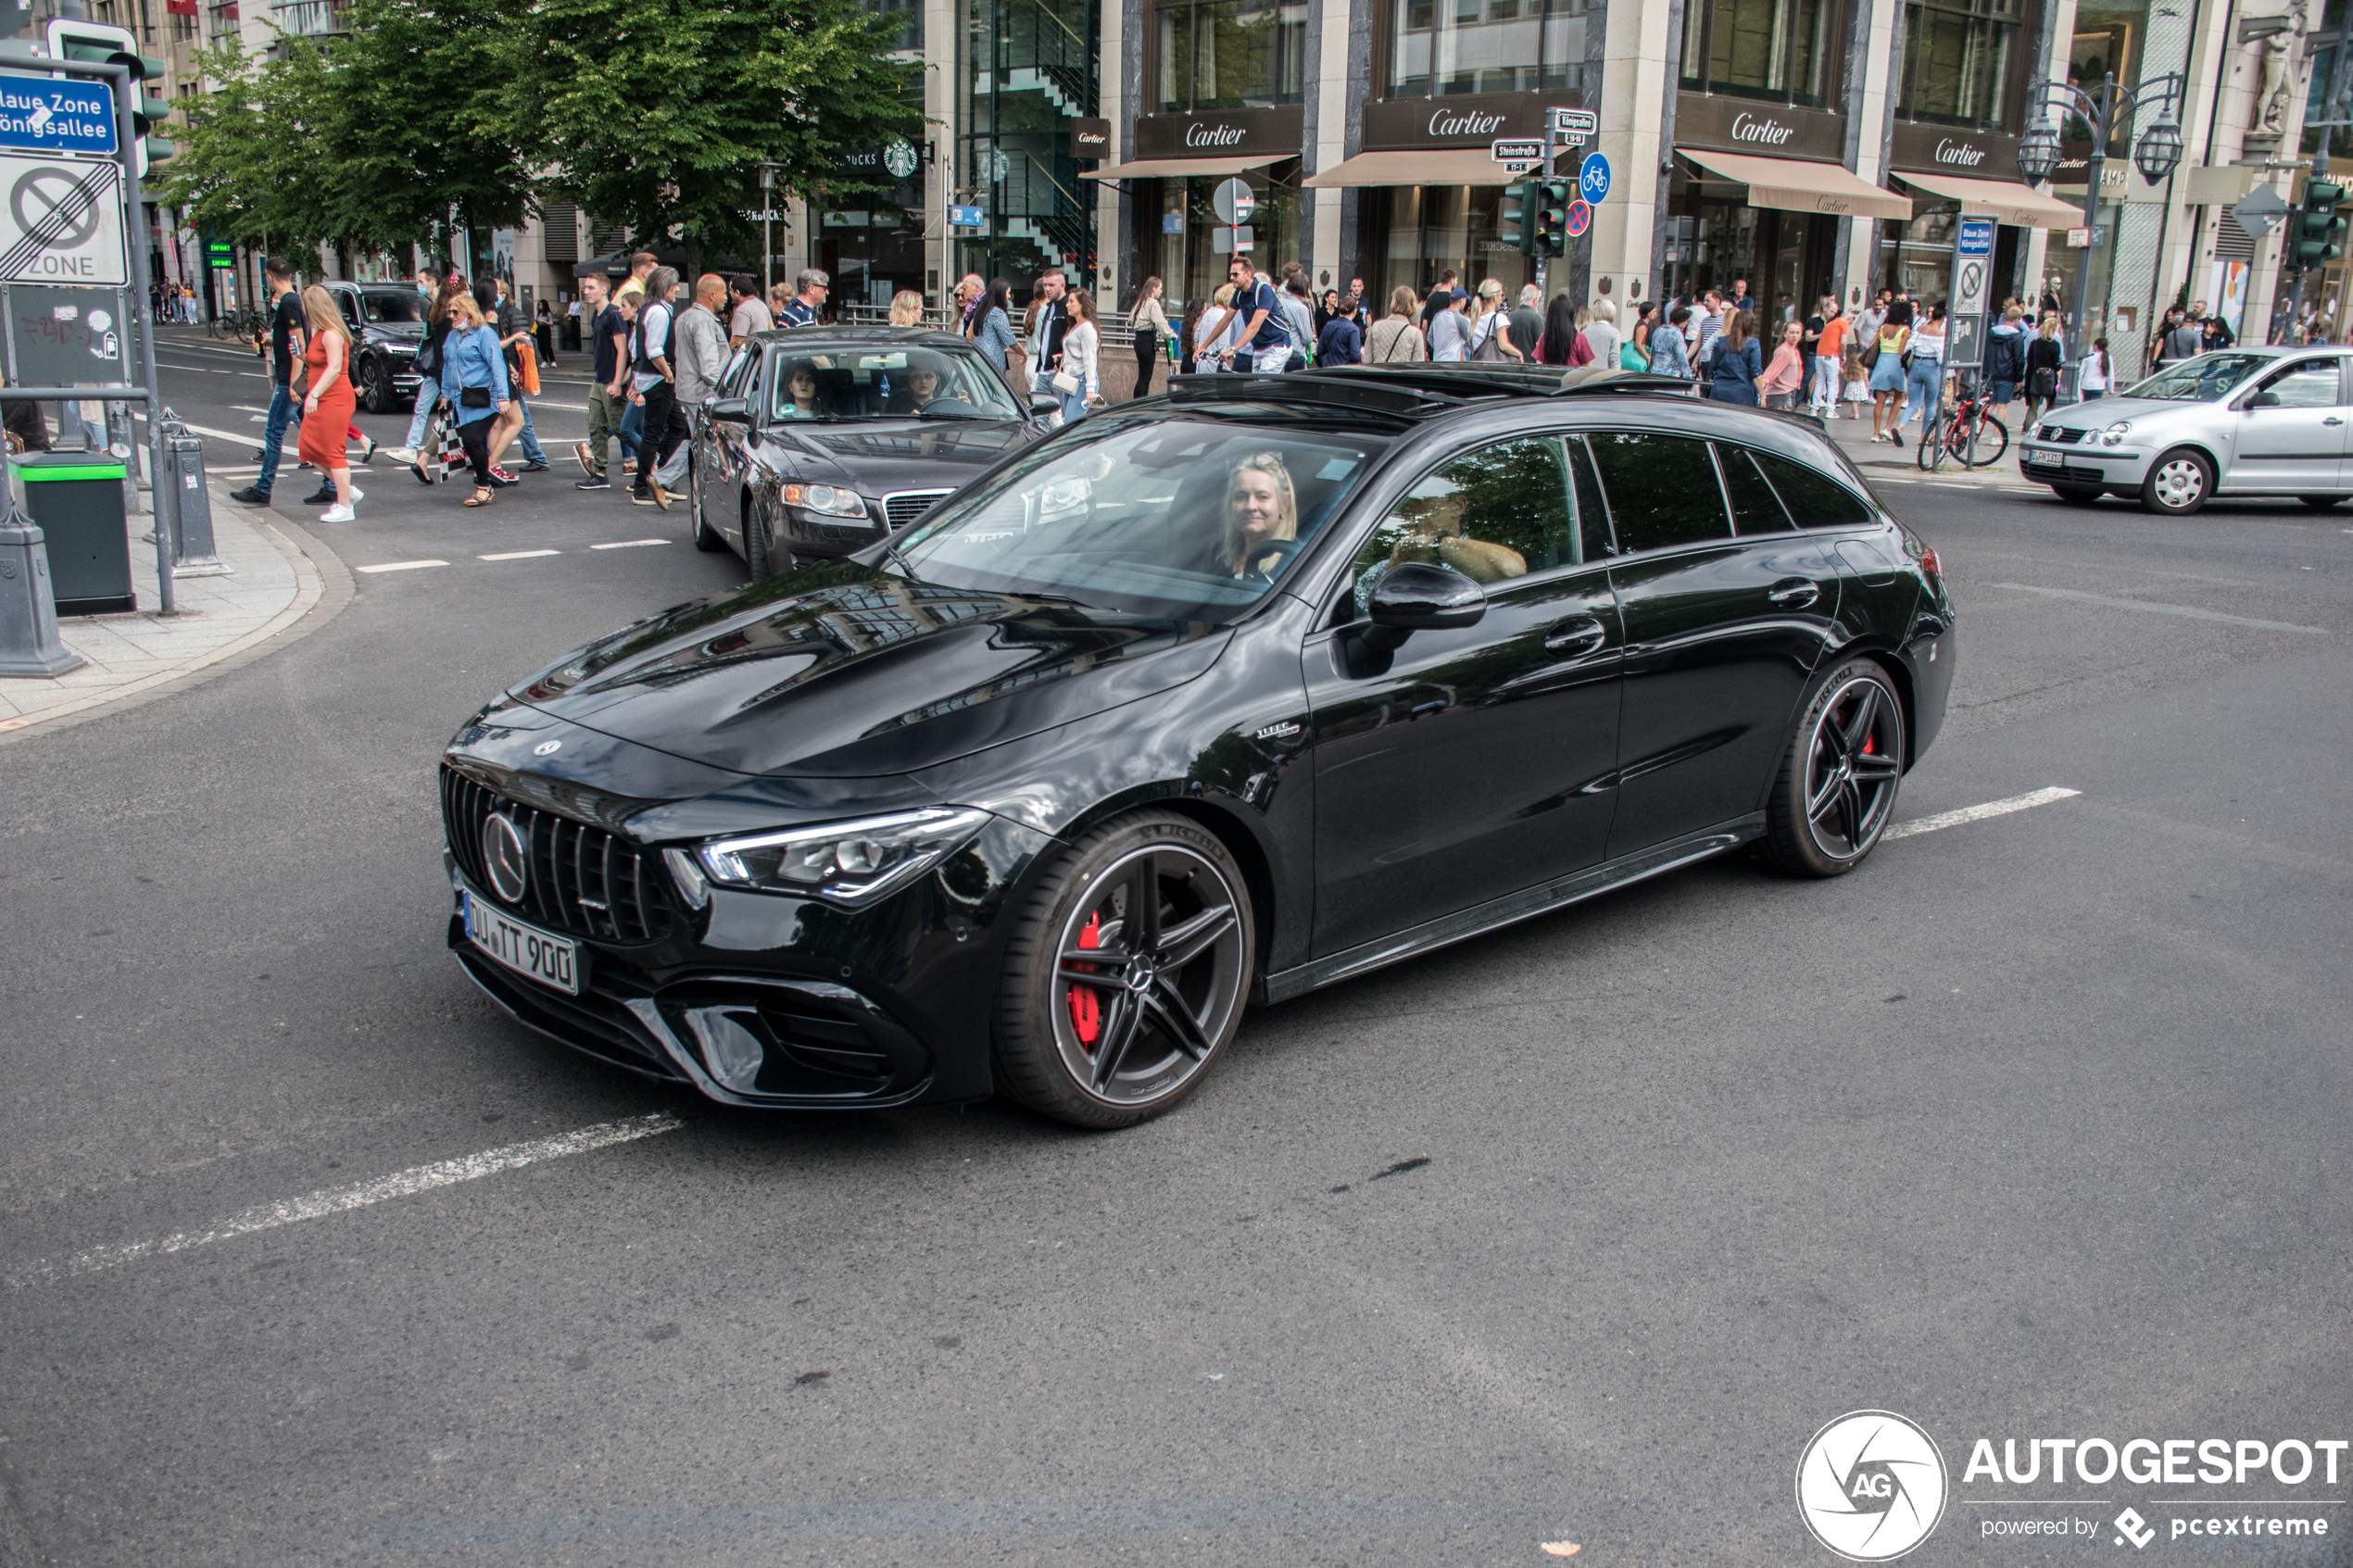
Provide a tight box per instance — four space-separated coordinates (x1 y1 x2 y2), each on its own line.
44 19 171 176
2292 178 2347 270
1534 178 1573 257
1500 179 1540 257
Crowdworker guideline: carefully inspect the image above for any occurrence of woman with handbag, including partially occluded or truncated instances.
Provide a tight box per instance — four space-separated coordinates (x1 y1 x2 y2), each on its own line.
1467 280 1510 362
1057 291 1099 424
2024 317 2065 428
1365 287 1426 362
437 292 511 509
1621 301 1655 370
297 285 361 522
1129 277 1170 398
397 273 465 470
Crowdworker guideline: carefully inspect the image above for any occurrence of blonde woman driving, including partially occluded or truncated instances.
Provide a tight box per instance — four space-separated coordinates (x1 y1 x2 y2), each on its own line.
1221 453 1299 577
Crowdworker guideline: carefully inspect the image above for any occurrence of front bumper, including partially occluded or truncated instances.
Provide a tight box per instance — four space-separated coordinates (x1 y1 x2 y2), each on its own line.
441 801 1054 1110
2019 440 2149 489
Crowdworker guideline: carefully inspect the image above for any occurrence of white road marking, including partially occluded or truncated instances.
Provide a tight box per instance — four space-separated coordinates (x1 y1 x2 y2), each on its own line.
132 415 271 445
7 1114 684 1289
1884 786 2082 841
479 548 560 560
591 538 670 549
1987 583 2327 634
355 558 448 573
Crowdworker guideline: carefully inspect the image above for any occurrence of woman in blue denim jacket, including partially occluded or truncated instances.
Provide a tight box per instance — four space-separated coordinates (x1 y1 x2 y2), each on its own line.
972 279 1019 386
1705 309 1764 405
1648 307 1692 378
438 292 510 508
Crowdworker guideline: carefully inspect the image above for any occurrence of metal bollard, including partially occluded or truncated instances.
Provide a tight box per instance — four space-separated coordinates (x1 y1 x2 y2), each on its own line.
0 509 88 677
168 431 230 577
106 398 143 513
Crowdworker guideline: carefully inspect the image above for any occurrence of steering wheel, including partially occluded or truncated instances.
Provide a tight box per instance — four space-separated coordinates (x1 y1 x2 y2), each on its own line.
1241 537 1304 583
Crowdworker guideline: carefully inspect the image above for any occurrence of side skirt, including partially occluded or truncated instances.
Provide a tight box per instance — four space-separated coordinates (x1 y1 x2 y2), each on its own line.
1254 815 1768 1005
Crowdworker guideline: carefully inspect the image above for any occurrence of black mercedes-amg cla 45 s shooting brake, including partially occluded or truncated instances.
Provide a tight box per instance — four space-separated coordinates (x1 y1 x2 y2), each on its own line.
440 367 1956 1127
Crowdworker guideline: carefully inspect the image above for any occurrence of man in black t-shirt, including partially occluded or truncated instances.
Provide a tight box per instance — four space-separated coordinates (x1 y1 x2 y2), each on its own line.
573 273 627 488
230 257 304 505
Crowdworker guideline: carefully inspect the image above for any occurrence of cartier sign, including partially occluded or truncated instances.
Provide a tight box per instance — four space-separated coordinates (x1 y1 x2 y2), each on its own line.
1429 107 1508 138
1675 93 1844 161
1134 105 1302 159
1362 90 1583 150
1891 119 2020 174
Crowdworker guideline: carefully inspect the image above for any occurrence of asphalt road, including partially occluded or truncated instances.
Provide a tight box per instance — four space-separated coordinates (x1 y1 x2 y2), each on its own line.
3 345 2350 1567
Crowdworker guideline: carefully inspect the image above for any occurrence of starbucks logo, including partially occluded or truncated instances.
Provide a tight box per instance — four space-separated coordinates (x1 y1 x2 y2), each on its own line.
884 138 920 180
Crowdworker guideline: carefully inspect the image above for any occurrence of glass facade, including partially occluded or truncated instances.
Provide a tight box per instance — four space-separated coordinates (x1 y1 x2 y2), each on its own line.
959 0 1101 290
1680 0 1837 108
1360 184 1535 307
1663 192 1837 321
1898 0 2018 130
1386 0 1584 96
1156 0 1308 110
1148 165 1302 306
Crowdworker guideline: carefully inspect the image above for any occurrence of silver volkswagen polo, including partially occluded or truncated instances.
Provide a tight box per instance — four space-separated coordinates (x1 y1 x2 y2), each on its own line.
2019 346 2353 515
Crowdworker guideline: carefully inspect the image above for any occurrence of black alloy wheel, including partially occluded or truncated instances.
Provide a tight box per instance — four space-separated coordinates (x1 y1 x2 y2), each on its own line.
995 812 1254 1128
363 356 396 415
2052 485 2102 505
1762 659 1907 877
690 462 725 551
2297 495 2349 508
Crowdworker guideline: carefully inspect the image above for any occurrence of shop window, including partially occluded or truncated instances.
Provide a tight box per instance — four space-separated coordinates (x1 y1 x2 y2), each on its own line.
1385 0 1582 97
1364 184 1535 308
1897 0 2020 131
1680 0 1839 108
1157 0 1308 112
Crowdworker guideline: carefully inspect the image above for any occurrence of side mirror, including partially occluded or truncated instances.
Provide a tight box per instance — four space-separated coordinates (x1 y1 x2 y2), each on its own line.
1357 561 1487 653
708 396 751 425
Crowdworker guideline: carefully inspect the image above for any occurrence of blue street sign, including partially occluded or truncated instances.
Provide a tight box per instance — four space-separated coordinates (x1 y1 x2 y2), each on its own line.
1579 152 1611 204
1956 216 1995 257
0 73 116 157
949 204 985 228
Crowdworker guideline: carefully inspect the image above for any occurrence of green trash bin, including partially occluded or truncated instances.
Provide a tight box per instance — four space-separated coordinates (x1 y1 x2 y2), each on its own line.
16 452 132 615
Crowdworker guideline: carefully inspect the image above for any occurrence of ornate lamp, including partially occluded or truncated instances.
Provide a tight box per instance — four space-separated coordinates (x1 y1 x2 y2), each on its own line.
2133 111 2185 184
2018 118 2063 185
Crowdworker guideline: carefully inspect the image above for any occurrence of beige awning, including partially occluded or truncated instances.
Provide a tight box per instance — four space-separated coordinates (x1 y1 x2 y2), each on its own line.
1895 170 2084 228
1679 147 1913 221
1305 148 1520 189
1081 154 1285 181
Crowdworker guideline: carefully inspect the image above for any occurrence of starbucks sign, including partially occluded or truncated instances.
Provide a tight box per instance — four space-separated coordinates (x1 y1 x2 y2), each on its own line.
883 138 920 180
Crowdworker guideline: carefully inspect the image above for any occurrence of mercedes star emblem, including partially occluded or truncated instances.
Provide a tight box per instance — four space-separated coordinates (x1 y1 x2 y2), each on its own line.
482 812 529 902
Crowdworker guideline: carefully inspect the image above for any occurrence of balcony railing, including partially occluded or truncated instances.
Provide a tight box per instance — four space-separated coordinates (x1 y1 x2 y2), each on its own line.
271 0 346 35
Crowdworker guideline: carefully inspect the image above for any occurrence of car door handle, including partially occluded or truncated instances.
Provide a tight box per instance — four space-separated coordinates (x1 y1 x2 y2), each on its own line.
2326 417 2345 426
1768 578 1821 608
1542 615 1608 656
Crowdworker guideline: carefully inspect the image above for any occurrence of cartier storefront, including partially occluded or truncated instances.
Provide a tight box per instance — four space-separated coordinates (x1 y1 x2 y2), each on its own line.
1090 107 1304 307
1881 121 2078 308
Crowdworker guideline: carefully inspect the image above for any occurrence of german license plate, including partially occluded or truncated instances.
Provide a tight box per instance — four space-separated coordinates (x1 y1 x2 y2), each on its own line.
463 891 580 995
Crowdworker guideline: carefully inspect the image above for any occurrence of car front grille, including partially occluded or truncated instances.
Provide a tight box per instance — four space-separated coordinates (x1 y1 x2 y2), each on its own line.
441 765 664 943
2036 425 2085 444
883 489 953 530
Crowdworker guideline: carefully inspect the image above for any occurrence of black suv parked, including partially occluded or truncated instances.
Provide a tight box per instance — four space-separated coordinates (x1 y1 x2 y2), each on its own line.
322 280 426 414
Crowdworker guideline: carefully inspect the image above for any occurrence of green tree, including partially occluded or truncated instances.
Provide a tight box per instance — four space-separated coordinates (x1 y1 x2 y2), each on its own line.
504 0 924 274
151 43 338 254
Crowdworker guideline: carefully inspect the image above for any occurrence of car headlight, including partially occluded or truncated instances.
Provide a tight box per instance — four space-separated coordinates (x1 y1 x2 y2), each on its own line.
784 482 870 519
684 807 992 906
2101 420 2133 445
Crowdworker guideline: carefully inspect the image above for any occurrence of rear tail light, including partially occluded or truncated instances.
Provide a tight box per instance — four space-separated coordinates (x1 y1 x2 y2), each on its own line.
1918 545 1943 580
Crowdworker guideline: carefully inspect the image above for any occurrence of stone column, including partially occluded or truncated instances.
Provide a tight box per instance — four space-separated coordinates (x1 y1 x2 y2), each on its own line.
1594 0 1676 307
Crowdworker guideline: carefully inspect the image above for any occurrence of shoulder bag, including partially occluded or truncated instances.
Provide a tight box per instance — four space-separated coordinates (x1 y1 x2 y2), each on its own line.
1468 311 1508 362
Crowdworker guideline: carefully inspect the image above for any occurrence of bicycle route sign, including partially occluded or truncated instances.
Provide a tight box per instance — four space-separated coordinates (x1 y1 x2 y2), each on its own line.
0 151 125 285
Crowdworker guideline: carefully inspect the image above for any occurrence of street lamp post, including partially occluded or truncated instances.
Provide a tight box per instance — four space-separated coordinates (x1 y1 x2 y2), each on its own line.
2017 71 2186 385
758 162 778 296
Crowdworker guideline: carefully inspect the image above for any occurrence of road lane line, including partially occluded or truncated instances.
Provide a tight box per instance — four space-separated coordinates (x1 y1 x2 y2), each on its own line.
480 548 560 560
1884 786 2082 841
591 538 670 549
355 559 449 573
1987 583 2327 634
7 1114 684 1289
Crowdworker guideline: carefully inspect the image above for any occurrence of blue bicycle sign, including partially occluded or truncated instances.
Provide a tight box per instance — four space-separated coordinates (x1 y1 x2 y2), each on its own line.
1579 152 1611 204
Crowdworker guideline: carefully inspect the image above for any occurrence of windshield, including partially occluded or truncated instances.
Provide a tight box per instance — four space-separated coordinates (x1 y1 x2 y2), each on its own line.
770 343 1024 421
2121 353 2270 401
359 291 423 325
891 416 1388 621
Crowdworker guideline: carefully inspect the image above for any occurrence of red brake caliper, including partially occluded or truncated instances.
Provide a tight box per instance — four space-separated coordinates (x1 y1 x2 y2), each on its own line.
1069 911 1101 1050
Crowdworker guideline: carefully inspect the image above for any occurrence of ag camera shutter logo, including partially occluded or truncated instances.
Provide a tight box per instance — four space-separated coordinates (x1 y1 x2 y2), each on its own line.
1796 1411 1949 1561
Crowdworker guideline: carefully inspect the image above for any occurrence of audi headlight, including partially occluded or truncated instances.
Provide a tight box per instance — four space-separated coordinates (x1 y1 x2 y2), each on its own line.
687 807 992 906
783 482 870 519
2101 420 2133 445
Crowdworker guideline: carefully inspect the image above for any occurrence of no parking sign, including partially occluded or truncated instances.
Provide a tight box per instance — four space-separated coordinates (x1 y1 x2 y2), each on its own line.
1565 199 1592 239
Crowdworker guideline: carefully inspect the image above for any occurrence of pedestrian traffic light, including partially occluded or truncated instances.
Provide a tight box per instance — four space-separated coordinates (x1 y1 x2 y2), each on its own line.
1500 179 1540 257
2292 178 2347 270
1535 179 1574 257
44 19 171 176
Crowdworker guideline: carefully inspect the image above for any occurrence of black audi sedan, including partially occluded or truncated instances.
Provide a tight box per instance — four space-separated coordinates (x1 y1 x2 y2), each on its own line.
686 328 1042 575
442 367 1956 1128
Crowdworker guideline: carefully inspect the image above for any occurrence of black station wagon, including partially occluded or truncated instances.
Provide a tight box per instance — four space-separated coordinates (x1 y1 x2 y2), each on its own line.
440 367 1957 1127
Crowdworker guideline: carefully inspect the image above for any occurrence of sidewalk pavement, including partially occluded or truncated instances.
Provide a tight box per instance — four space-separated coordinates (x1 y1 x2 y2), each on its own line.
1811 397 2046 491
0 484 338 737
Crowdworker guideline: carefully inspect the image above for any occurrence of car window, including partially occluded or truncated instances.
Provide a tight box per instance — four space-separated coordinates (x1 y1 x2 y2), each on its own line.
769 343 1024 420
1583 432 1730 554
897 419 1386 621
2122 353 2269 401
359 291 422 325
1718 445 1796 535
337 294 361 328
717 346 755 398
2254 359 2344 408
1564 436 1615 560
1750 450 1875 530
1343 437 1574 612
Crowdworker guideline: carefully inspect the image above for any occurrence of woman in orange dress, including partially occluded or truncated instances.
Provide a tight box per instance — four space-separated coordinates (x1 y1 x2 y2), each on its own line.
297 284 359 521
